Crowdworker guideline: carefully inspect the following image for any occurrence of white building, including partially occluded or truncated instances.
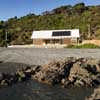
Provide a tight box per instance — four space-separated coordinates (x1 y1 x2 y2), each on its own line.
31 29 80 45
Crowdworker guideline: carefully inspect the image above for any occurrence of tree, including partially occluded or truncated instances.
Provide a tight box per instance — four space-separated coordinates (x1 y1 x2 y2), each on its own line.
73 3 88 14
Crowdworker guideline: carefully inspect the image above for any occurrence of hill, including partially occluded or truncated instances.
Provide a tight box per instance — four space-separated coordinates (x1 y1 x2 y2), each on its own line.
0 3 100 46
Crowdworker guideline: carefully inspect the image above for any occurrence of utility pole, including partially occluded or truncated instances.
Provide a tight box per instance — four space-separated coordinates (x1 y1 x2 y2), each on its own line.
5 31 8 48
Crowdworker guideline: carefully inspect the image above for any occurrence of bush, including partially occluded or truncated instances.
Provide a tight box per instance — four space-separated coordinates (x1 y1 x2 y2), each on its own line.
66 44 100 49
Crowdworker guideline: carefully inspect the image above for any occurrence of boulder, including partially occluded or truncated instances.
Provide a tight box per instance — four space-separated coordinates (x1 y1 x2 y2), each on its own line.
1 80 8 86
86 87 100 100
68 62 92 87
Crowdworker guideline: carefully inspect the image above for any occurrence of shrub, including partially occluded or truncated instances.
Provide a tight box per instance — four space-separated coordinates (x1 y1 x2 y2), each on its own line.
66 44 100 49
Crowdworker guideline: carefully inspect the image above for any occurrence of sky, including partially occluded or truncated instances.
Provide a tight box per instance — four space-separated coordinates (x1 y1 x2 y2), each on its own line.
0 0 100 21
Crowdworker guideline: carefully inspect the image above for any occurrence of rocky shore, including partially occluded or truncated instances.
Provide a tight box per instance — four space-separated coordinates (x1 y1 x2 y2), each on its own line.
86 87 100 100
32 57 100 88
0 57 100 88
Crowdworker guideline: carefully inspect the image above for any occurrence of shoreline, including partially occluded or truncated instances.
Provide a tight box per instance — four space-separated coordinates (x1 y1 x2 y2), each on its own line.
0 57 100 87
0 58 100 100
0 48 100 99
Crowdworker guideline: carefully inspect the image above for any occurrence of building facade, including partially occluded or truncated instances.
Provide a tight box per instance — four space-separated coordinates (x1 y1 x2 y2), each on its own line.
31 29 80 45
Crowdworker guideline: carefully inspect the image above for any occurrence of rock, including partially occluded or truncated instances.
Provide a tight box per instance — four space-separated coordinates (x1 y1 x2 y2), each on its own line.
0 73 3 82
86 87 100 100
13 74 19 83
32 58 100 87
32 59 75 85
32 65 41 72
0 57 100 88
24 66 31 71
68 62 91 86
0 61 3 63
74 79 84 87
61 79 66 84
96 64 100 72
1 80 8 86
16 71 26 81
92 75 100 86
63 81 72 88
84 64 97 75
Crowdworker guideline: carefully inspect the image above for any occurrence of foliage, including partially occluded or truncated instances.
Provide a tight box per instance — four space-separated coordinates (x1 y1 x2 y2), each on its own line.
0 3 100 46
66 44 100 49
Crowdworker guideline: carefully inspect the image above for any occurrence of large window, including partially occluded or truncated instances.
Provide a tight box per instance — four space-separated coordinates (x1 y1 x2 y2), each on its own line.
52 31 71 36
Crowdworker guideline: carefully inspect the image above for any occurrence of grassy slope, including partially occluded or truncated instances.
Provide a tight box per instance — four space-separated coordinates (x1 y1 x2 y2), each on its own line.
0 3 100 46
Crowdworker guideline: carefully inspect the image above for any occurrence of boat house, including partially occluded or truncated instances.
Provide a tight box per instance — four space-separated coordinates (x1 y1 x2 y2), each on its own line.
31 29 80 46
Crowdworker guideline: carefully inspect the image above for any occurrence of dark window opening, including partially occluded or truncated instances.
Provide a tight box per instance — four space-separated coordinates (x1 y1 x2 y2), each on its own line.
52 31 71 36
44 39 63 44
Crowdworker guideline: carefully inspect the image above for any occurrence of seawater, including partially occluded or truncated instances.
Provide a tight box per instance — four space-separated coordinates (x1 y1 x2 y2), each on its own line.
0 80 94 100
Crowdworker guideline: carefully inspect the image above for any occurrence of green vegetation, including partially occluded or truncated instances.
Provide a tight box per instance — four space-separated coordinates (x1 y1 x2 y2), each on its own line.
0 3 100 46
66 44 100 48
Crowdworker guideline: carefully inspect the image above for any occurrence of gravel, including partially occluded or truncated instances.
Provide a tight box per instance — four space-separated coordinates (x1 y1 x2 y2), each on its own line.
0 48 100 72
0 48 100 65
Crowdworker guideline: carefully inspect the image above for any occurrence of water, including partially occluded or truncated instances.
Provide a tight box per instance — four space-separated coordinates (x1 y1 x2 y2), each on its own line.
0 80 94 100
0 62 94 100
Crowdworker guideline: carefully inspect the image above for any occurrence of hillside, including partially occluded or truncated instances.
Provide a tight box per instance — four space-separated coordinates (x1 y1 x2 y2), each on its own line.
0 3 100 46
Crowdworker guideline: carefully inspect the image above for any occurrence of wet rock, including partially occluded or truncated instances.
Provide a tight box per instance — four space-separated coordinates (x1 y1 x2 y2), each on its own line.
63 81 72 88
1 80 8 86
0 73 3 82
61 78 66 84
96 64 100 72
86 87 100 100
74 79 84 87
92 75 100 86
0 61 3 63
16 71 26 81
84 64 97 75
32 65 41 72
24 66 31 71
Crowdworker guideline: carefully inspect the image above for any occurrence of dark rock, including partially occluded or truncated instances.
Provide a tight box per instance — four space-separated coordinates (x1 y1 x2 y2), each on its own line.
85 64 97 75
0 73 3 82
25 66 31 71
1 80 8 86
0 61 3 63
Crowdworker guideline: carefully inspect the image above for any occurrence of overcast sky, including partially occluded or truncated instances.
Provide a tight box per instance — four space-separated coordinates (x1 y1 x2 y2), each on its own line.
0 0 100 21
